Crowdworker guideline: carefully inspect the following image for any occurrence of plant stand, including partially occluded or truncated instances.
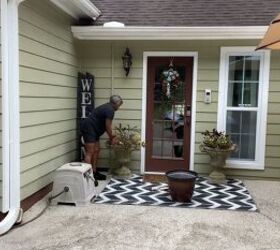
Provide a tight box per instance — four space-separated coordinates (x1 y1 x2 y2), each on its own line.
110 149 132 179
110 165 131 179
208 169 227 184
200 145 236 184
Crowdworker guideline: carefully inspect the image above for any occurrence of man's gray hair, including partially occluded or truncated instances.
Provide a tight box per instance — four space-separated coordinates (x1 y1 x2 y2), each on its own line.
110 95 123 105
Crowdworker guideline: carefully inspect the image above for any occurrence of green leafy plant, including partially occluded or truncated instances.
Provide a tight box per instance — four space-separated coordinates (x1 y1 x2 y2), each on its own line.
201 129 234 150
107 124 142 152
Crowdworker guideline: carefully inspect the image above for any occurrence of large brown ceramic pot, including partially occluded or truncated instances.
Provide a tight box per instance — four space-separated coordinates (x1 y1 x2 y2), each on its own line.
166 170 197 202
200 145 236 184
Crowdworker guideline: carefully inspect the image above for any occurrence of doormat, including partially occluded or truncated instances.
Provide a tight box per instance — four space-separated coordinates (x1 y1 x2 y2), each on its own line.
94 175 258 212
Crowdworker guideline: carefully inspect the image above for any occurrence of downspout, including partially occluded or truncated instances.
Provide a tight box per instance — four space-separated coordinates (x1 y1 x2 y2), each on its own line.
1 0 10 214
0 0 23 235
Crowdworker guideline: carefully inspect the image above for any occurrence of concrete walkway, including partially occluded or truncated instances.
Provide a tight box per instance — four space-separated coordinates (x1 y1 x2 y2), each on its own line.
1 179 280 250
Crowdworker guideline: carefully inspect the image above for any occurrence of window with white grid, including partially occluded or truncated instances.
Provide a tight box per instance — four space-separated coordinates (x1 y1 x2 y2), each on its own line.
218 47 270 170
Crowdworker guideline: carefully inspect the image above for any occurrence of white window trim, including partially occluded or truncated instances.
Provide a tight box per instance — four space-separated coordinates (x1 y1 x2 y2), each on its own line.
217 47 270 170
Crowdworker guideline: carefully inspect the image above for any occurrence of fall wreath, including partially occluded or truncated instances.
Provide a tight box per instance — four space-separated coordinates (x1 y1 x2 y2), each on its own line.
160 60 180 98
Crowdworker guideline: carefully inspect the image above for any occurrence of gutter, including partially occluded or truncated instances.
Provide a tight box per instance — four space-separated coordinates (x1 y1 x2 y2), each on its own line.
71 25 268 40
50 0 101 20
0 0 22 235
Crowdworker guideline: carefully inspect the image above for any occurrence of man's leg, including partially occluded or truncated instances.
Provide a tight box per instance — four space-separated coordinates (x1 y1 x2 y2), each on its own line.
92 142 100 170
84 142 96 172
83 142 99 186
92 141 106 180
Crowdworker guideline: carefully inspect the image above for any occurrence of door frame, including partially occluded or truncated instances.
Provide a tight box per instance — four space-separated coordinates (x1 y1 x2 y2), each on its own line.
141 51 198 174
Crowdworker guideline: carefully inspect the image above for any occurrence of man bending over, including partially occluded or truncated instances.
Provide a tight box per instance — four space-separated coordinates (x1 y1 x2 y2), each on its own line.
81 95 123 180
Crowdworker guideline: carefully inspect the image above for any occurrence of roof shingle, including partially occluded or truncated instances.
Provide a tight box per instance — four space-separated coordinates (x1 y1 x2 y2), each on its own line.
91 0 280 26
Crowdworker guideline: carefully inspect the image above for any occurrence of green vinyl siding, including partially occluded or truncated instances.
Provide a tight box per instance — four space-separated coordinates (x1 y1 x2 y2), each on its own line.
265 52 280 173
78 40 280 179
78 42 143 172
1 0 79 211
0 9 1 210
18 0 79 200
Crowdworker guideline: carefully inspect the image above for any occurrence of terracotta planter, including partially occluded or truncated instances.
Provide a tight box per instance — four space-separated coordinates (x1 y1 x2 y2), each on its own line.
166 170 197 202
200 145 236 184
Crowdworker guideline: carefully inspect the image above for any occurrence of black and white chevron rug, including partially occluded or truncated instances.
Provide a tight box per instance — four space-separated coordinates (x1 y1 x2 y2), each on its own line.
94 174 258 212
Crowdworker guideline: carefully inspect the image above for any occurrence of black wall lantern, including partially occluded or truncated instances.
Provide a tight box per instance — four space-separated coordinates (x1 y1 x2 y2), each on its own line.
122 48 132 77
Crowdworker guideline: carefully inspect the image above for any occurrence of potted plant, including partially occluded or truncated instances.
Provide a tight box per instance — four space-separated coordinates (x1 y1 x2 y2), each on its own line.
107 124 142 179
199 129 237 184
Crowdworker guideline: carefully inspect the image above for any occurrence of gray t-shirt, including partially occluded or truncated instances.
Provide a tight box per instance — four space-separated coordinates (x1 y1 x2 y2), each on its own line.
88 103 115 136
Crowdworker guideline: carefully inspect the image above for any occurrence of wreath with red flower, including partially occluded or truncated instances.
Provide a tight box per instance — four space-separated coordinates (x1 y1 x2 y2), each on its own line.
160 61 180 99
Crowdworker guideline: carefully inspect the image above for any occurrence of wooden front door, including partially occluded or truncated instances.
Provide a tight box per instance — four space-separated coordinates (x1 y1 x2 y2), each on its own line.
145 57 193 172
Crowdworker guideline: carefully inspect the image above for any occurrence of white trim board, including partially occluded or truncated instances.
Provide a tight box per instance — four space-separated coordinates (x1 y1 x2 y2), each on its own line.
141 51 198 174
71 26 268 40
217 47 270 170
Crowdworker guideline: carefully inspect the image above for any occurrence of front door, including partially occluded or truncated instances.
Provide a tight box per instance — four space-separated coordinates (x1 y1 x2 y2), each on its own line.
145 57 193 172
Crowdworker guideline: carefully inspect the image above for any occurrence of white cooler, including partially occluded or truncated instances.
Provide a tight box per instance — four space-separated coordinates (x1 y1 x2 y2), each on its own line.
51 162 96 206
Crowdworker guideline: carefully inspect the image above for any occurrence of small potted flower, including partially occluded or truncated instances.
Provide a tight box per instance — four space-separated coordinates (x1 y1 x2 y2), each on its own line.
107 124 142 179
199 129 237 184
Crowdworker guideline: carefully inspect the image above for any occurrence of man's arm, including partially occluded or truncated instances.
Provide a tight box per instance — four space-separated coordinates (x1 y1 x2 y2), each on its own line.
105 119 115 141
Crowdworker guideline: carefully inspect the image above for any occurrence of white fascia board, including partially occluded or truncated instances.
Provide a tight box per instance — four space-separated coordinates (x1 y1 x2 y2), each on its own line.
50 0 101 20
71 26 268 40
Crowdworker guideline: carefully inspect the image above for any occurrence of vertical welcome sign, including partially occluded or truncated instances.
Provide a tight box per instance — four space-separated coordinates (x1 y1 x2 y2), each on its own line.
76 72 95 161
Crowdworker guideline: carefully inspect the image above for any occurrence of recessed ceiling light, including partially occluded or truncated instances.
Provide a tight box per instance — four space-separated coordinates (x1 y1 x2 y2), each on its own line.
103 21 125 27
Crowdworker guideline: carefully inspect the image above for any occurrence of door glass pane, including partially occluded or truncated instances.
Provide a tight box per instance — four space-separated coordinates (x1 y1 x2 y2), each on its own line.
162 141 173 157
153 120 174 139
227 56 260 107
152 64 186 159
226 111 257 160
153 102 172 120
152 140 162 156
